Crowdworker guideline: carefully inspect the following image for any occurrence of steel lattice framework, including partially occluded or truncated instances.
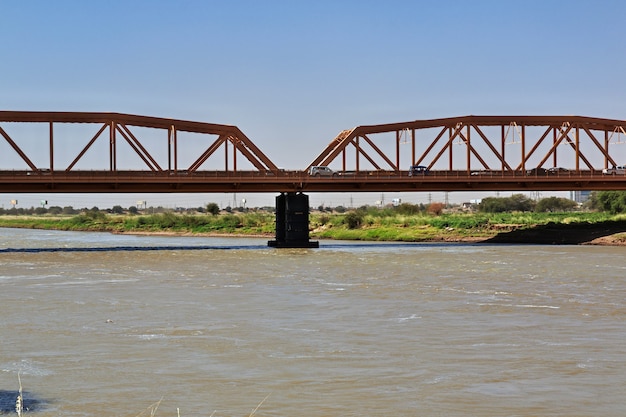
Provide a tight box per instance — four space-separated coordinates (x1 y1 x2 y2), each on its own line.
0 111 278 173
0 111 625 193
309 115 626 173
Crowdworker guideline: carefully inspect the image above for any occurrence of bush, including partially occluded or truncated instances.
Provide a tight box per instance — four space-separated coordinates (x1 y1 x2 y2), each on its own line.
429 214 490 229
535 197 578 212
206 202 220 215
84 209 106 221
68 214 93 226
395 203 423 215
225 214 244 228
479 194 535 213
427 202 445 215
343 211 364 229
48 206 63 215
317 214 330 225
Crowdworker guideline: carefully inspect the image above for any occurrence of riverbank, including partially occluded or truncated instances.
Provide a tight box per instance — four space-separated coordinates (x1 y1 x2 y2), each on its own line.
483 221 626 246
111 226 626 245
0 210 625 245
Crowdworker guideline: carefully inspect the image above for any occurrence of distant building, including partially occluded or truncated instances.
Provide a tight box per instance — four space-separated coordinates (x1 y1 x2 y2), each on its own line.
571 190 591 203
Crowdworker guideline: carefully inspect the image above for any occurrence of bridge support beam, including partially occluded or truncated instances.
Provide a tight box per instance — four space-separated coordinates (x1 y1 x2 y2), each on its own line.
268 192 319 248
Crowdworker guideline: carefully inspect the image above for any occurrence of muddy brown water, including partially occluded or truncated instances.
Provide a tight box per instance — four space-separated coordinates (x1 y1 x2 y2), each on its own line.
1 228 625 416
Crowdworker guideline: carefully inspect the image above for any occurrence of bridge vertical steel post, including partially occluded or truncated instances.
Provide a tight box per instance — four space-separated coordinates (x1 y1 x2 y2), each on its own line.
268 192 319 248
49 121 54 172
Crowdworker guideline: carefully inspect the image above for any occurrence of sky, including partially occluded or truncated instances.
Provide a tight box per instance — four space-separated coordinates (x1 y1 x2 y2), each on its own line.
2 0 626 209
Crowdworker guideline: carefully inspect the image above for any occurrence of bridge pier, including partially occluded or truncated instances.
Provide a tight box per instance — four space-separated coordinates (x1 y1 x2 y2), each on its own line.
268 192 319 248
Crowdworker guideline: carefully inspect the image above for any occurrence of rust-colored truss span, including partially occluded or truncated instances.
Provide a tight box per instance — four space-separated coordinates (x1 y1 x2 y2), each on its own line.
0 111 278 173
1 112 626 194
309 115 626 173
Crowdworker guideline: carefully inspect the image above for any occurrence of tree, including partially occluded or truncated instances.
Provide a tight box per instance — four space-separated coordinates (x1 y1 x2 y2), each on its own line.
111 205 124 214
590 191 626 214
535 197 577 212
128 206 139 214
395 203 422 215
48 206 63 215
478 197 509 213
206 202 220 215
509 194 535 212
479 194 535 213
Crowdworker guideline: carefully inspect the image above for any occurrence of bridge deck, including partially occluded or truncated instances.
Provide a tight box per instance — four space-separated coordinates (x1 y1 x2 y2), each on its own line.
0 170 623 193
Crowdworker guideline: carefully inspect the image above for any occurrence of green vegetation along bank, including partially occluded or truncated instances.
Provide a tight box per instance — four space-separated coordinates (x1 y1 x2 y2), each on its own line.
0 207 625 245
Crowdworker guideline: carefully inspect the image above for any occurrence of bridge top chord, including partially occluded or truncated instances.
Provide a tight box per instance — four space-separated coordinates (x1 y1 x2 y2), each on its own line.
0 111 625 193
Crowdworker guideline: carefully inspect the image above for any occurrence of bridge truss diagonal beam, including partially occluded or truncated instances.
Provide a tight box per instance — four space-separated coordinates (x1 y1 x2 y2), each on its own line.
0 111 279 174
308 115 626 176
0 124 39 171
1 112 626 195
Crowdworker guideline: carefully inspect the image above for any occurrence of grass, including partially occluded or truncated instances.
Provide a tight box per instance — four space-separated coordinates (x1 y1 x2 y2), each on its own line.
0 210 623 243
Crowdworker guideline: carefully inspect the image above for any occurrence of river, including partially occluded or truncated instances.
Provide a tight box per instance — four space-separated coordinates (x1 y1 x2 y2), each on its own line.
0 228 624 416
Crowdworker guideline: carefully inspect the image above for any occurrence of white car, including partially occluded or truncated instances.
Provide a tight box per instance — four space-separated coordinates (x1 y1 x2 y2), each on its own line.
602 165 626 175
308 166 337 177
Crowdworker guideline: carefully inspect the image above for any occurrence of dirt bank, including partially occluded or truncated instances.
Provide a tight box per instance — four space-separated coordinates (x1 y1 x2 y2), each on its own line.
116 223 626 246
482 221 626 245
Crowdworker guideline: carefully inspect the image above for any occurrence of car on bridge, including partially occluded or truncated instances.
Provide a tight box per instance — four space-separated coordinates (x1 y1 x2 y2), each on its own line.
309 166 337 177
470 170 495 176
408 165 429 176
526 167 548 175
602 165 626 175
547 167 569 174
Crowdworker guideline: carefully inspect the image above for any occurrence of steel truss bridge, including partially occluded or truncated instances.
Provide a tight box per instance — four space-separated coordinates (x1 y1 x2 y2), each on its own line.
1 111 626 194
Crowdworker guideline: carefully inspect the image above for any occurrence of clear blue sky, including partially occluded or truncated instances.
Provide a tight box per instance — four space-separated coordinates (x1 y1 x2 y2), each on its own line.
2 0 625 208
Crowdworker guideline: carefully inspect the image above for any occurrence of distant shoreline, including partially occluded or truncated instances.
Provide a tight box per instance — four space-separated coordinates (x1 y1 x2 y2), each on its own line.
3 225 626 246
113 228 626 246
0 212 625 246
